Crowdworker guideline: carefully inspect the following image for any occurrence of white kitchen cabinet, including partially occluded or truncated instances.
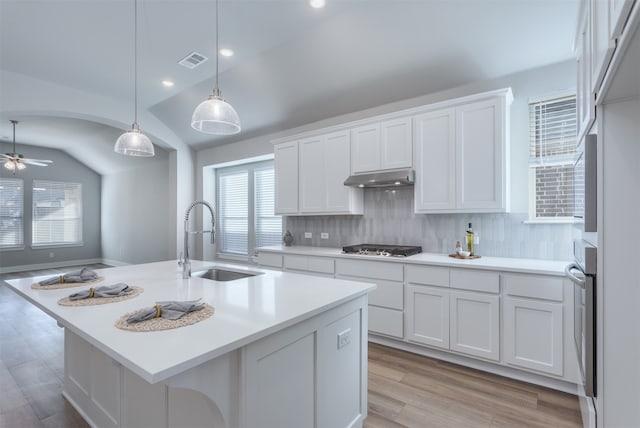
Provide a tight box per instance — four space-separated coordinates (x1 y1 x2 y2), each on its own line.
414 90 511 213
351 117 412 174
591 0 616 96
405 284 450 349
274 141 299 214
283 254 335 277
336 259 404 338
298 131 363 215
608 0 635 40
450 290 500 361
577 1 595 142
502 273 565 376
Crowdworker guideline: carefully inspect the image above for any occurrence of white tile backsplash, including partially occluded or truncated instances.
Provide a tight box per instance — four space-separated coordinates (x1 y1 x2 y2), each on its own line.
284 187 572 260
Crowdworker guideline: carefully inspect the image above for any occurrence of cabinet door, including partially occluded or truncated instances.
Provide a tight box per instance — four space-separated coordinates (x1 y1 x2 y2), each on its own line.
608 0 635 40
299 136 326 213
325 131 353 212
274 141 299 214
456 98 505 211
414 108 456 212
504 297 564 376
381 117 412 170
576 5 594 141
351 123 381 173
591 0 616 96
450 291 500 361
405 284 450 350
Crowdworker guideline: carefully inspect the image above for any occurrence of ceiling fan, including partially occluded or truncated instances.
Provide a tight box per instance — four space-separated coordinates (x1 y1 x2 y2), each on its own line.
2 120 53 173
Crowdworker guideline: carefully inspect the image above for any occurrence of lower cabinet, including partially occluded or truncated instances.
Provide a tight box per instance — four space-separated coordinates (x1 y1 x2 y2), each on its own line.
405 284 449 349
336 259 404 338
449 290 500 361
502 273 565 377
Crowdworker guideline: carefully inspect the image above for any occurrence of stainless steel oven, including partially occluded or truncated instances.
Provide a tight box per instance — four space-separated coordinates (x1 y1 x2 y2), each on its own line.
566 239 597 397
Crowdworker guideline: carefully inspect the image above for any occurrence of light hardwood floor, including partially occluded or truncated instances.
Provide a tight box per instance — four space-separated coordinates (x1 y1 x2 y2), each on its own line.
1 265 582 428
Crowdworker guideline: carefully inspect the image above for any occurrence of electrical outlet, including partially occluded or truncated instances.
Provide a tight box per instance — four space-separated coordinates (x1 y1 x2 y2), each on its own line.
304 232 312 239
337 328 351 349
321 232 329 240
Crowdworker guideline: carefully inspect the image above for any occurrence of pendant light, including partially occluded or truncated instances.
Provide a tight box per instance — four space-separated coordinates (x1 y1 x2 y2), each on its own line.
114 0 155 157
191 0 241 135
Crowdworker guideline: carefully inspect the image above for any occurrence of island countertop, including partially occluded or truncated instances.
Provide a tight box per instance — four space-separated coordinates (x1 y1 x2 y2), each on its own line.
4 260 375 384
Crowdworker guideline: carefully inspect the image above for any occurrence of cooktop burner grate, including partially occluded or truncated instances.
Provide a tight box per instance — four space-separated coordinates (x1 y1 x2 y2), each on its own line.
342 244 422 257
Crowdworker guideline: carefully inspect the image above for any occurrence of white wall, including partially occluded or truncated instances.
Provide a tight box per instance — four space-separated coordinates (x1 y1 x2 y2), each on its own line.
101 156 173 265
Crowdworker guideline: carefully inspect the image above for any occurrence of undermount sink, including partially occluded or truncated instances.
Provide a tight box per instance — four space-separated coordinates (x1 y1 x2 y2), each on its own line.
192 268 262 282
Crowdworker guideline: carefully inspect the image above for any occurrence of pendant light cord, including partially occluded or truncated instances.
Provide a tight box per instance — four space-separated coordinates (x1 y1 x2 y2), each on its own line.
215 0 220 94
134 0 139 126
11 120 16 152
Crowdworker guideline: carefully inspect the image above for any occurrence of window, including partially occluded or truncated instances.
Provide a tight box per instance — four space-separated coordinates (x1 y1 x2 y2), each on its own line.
32 180 83 246
0 178 24 248
217 161 281 258
528 94 577 221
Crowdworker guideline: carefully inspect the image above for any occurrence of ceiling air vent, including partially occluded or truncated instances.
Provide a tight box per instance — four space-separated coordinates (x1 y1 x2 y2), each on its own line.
178 51 208 69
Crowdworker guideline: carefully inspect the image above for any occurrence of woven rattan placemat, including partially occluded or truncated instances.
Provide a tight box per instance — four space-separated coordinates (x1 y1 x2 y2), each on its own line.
115 304 215 332
57 286 143 306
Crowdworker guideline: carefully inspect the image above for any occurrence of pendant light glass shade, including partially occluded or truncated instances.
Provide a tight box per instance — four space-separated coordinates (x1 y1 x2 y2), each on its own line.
114 122 155 156
191 0 241 135
115 0 155 157
191 89 241 135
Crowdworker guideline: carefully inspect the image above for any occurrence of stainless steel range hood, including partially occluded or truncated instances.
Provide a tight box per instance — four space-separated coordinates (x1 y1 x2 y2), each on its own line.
344 169 415 188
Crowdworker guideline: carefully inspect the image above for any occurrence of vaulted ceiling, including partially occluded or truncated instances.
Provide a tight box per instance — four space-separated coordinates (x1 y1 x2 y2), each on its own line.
0 0 579 174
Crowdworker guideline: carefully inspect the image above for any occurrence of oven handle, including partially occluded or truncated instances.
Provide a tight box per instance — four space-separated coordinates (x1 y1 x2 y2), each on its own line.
565 262 586 287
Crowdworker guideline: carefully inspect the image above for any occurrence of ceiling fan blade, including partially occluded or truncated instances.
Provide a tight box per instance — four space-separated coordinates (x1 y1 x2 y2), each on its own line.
24 158 53 163
0 153 14 159
22 160 50 166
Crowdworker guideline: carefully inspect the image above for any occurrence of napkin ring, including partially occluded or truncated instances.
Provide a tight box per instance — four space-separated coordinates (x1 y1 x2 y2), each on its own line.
59 275 65 283
88 288 95 298
154 304 162 318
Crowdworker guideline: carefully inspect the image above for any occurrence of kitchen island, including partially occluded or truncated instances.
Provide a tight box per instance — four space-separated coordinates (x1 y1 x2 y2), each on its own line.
4 260 375 428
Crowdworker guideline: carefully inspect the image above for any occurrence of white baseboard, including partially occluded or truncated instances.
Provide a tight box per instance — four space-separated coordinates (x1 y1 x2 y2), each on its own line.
100 258 130 267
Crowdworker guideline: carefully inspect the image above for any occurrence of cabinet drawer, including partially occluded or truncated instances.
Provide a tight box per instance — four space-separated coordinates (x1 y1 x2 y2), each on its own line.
405 265 450 287
258 252 283 269
450 269 499 293
284 255 334 275
336 259 403 281
368 306 403 338
369 280 403 310
503 274 563 302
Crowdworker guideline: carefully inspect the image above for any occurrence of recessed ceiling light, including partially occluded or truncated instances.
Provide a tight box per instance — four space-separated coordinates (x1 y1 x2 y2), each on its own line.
161 80 175 87
219 48 234 57
309 0 326 9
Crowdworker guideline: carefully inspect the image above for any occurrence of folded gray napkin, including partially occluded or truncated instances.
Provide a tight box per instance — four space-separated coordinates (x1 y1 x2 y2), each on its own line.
68 283 132 301
126 299 205 324
38 268 98 286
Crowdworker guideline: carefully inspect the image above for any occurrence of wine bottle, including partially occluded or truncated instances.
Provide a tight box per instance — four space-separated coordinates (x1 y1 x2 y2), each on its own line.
466 223 474 256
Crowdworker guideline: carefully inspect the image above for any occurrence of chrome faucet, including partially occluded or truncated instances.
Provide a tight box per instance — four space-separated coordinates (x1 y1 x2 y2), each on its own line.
179 200 215 278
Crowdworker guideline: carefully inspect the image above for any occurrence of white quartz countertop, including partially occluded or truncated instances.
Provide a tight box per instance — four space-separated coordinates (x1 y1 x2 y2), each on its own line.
257 245 570 276
4 260 375 384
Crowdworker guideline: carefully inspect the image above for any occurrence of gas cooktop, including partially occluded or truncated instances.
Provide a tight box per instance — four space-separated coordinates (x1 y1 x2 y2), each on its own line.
342 244 422 257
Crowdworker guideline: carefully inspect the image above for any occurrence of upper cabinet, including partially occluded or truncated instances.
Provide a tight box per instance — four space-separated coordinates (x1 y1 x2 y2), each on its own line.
414 90 512 213
577 0 637 139
351 117 412 174
274 131 363 216
274 141 299 215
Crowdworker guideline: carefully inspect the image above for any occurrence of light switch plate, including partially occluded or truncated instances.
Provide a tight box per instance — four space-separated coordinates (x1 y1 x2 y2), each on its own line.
304 232 312 239
321 232 329 239
337 329 351 349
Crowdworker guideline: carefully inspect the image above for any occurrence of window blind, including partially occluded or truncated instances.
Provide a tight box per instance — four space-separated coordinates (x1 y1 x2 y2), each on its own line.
219 171 249 254
0 178 24 248
254 167 282 248
528 95 577 219
32 180 83 245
